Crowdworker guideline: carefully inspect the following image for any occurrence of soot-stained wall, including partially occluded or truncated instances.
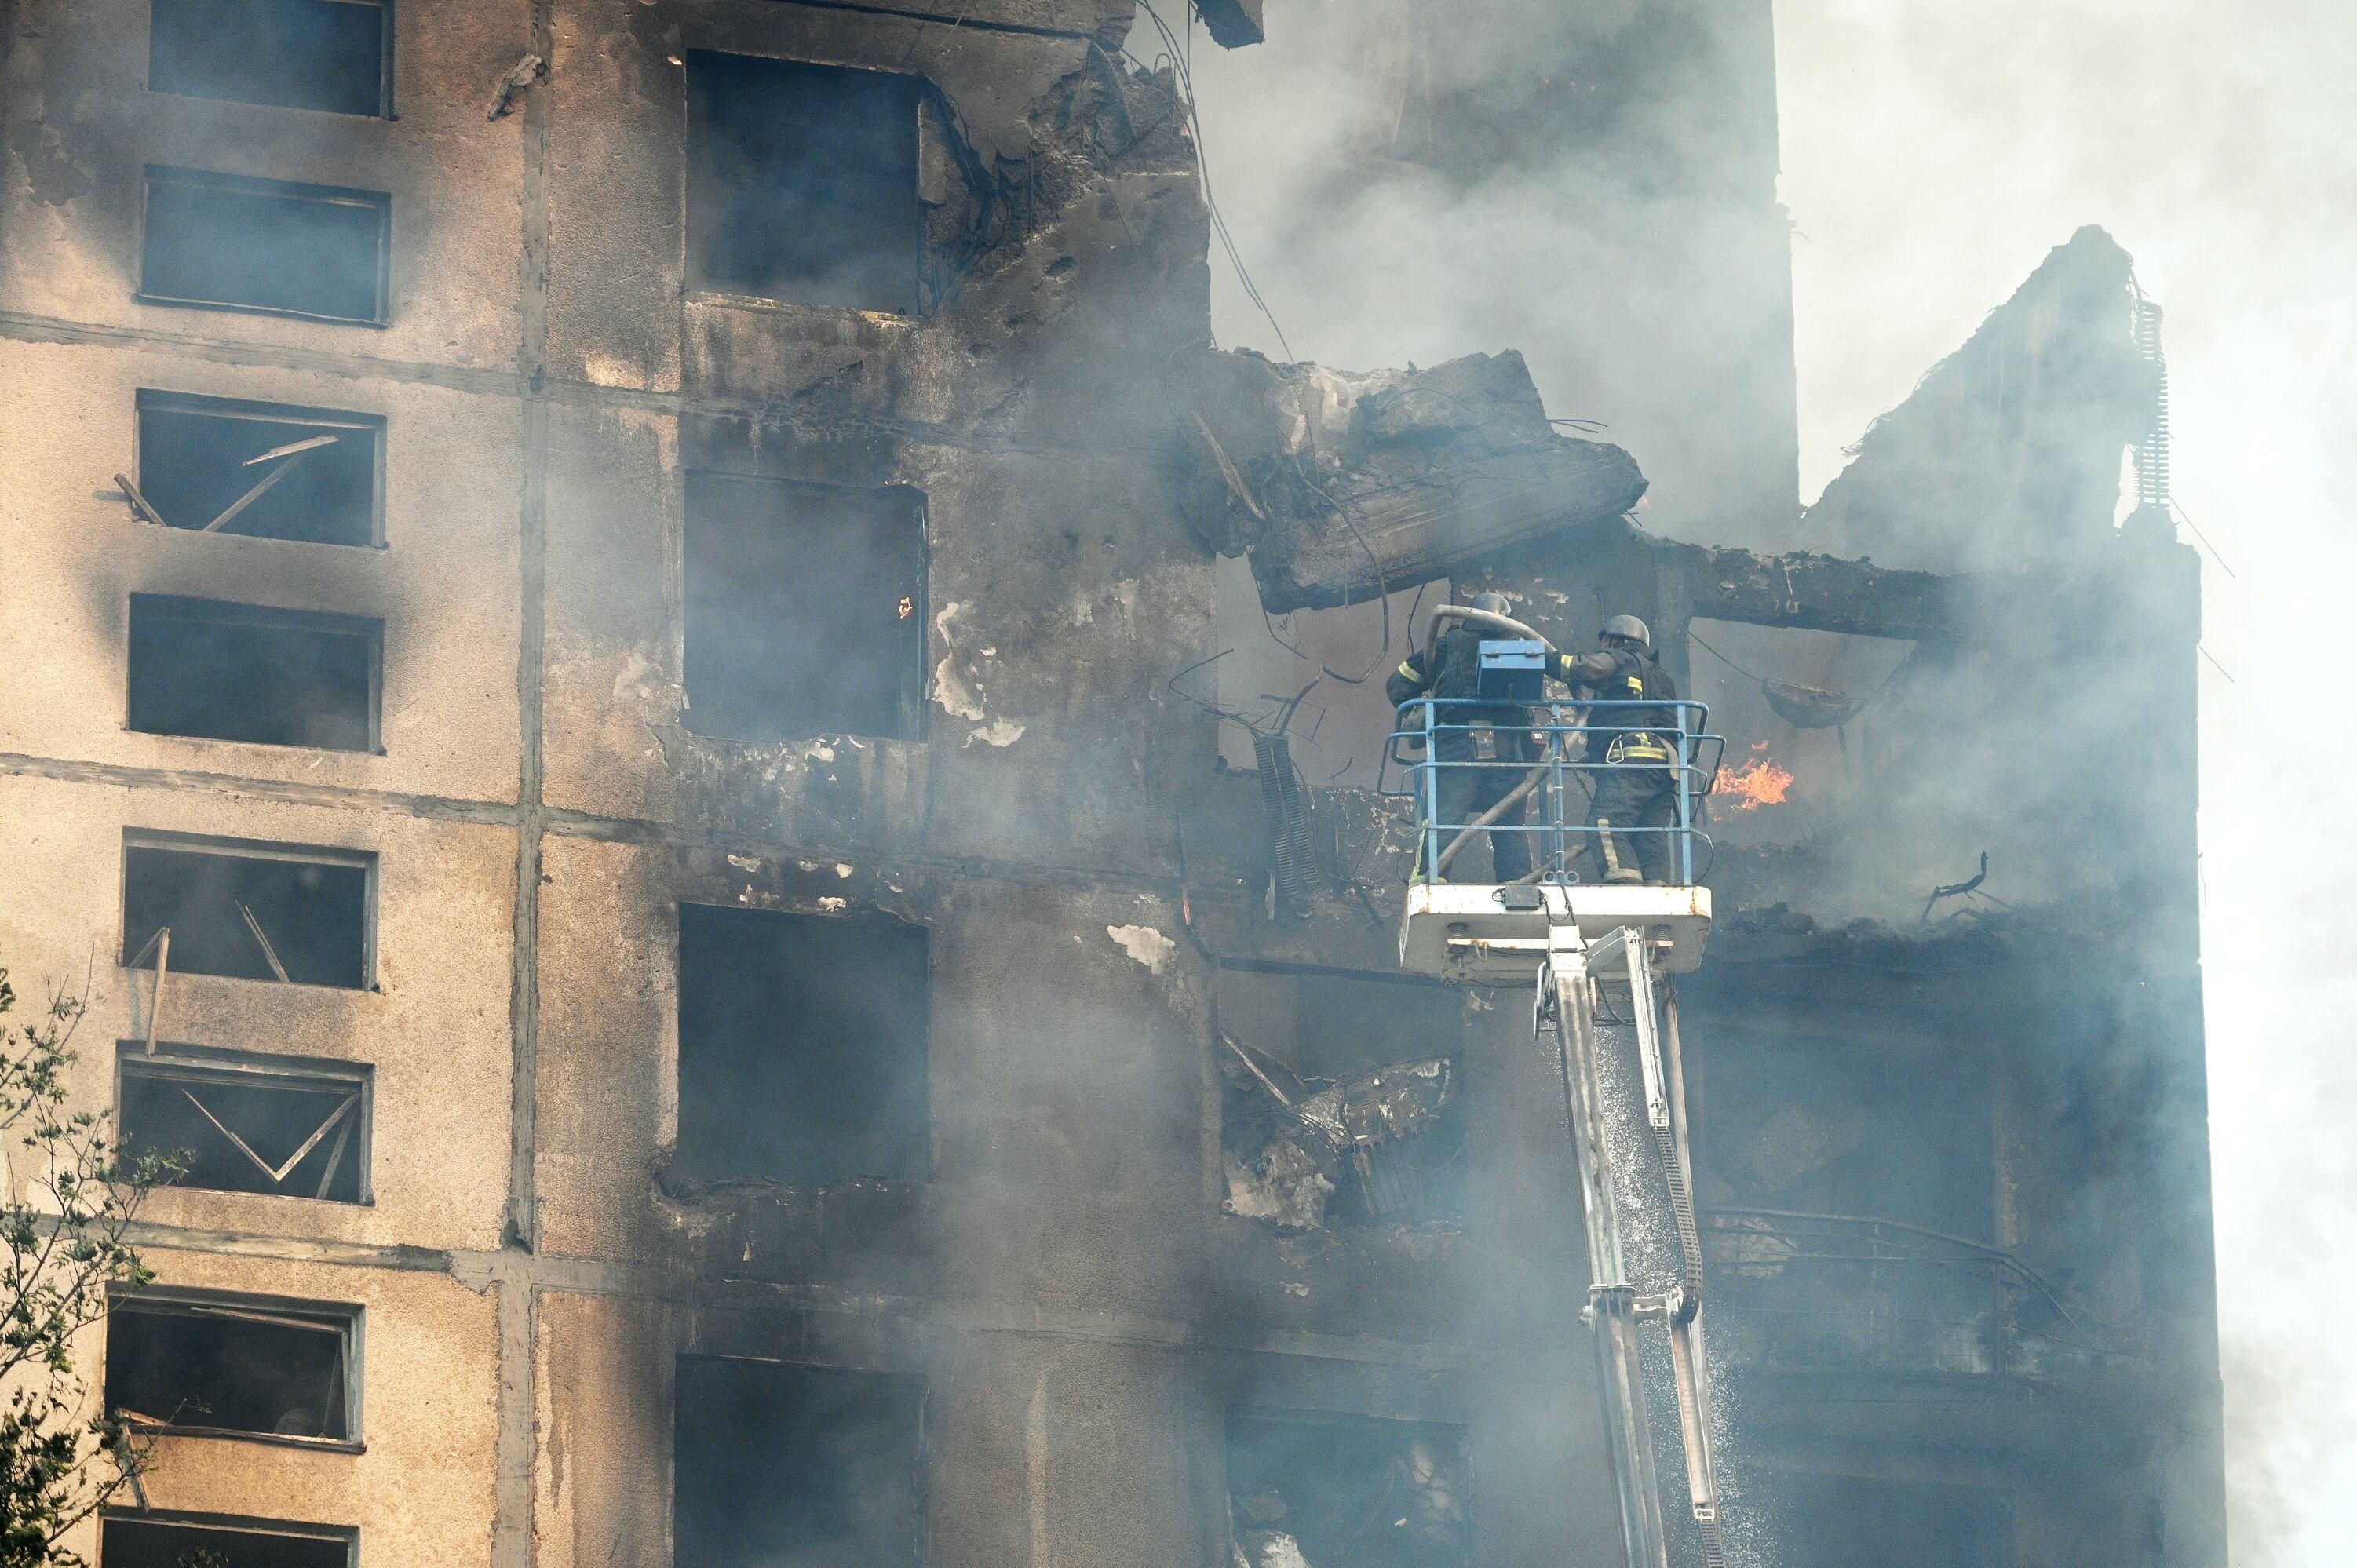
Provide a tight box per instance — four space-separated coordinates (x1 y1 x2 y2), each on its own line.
0 4 2217 1568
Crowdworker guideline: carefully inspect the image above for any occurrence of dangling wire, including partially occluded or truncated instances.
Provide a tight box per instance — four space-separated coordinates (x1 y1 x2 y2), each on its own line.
1127 2 1297 363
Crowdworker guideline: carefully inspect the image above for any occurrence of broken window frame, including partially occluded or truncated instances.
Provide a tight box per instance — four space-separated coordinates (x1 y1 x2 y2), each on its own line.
121 829 378 992
117 1041 373 1205
127 593 385 753
104 1285 364 1452
100 1508 359 1568
145 0 397 120
680 49 929 318
670 1352 929 1568
670 900 934 1190
132 388 387 547
137 166 392 326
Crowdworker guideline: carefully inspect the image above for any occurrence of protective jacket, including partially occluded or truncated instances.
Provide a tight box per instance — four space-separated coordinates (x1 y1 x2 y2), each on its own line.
1561 647 1680 763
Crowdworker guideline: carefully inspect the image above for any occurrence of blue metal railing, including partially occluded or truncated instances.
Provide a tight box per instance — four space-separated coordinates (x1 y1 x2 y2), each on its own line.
1381 698 1724 886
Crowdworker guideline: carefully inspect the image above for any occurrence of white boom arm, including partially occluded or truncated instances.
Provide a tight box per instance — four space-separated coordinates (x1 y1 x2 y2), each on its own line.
1538 920 1728 1568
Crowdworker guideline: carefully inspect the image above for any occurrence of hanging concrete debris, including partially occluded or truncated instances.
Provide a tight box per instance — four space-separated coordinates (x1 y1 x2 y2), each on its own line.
1220 1036 1461 1230
1191 0 1266 49
1174 348 1649 612
1803 224 2161 574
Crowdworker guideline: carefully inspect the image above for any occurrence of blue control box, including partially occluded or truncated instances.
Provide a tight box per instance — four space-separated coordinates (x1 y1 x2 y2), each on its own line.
1476 640 1548 702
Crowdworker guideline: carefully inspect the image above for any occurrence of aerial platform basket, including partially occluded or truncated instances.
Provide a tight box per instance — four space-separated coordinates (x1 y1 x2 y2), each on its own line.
1399 881 1713 984
1383 695 1720 986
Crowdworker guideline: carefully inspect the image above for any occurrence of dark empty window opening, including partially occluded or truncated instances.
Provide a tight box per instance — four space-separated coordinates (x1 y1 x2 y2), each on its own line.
129 596 380 752
684 472 926 743
673 1355 925 1568
685 51 923 314
120 1044 369 1203
673 903 929 1190
106 1291 358 1446
1227 1406 1472 1568
102 1511 356 1568
140 166 389 324
1759 1471 2012 1568
1217 968 1469 1231
148 0 391 118
134 391 381 545
123 832 374 990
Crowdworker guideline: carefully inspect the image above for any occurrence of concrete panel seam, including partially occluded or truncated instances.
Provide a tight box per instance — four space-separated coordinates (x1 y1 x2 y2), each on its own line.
0 310 1157 461
495 5 556 1563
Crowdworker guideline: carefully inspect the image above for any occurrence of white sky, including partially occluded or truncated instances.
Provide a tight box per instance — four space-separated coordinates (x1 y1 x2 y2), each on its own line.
1773 5 2357 1561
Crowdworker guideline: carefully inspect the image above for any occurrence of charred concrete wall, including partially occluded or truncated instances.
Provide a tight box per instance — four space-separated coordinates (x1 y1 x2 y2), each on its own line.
0 5 2217 1568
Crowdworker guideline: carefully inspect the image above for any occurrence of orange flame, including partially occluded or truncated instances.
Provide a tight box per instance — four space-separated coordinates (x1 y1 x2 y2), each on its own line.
1718 742 1794 811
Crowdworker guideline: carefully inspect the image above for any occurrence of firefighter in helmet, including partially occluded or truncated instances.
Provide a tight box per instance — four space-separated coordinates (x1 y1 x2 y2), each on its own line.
1559 614 1684 884
1387 592 1544 882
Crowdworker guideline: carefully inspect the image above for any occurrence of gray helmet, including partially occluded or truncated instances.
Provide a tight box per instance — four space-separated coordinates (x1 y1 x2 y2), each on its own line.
1600 613 1651 649
1469 591 1511 615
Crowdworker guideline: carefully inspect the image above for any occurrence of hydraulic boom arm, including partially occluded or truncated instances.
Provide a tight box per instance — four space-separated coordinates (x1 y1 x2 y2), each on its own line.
1538 920 1728 1568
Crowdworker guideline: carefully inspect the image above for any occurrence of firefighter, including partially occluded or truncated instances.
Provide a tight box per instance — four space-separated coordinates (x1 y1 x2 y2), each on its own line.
1558 614 1684 884
1388 592 1544 882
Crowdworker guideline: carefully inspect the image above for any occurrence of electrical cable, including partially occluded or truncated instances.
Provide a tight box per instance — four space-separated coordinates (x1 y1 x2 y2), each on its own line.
2169 499 2238 580
1128 3 1297 362
1687 625 1912 725
1165 647 1268 738
1260 603 1311 664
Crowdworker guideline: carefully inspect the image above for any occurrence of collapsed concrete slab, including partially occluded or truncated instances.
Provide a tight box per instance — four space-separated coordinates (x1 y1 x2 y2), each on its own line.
1173 348 1649 612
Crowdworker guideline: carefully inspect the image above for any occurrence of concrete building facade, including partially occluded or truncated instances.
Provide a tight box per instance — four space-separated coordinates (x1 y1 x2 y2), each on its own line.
0 4 2220 1567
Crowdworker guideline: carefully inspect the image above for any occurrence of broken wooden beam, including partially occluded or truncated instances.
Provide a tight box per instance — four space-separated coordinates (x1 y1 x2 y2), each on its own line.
1659 542 1956 641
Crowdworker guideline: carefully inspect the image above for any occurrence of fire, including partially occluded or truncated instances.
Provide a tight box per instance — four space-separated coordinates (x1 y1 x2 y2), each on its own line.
1717 742 1793 811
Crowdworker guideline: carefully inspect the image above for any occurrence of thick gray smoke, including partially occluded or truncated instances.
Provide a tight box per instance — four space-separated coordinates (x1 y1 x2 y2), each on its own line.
1161 0 2357 1562
1772 5 2357 1564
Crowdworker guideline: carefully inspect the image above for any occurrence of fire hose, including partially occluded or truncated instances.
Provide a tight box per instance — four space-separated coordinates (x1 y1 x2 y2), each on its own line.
1417 605 1580 879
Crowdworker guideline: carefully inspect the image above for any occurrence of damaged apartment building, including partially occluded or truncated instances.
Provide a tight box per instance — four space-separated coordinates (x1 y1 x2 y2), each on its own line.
0 3 2221 1568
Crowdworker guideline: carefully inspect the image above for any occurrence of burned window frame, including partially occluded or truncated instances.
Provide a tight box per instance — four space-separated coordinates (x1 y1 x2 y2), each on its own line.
670 1352 929 1568
680 49 931 317
100 1508 359 1568
670 900 934 1190
137 165 392 326
146 0 398 120
680 470 931 746
117 1041 372 1205
133 388 387 547
121 828 379 992
104 1285 364 1451
127 593 385 753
